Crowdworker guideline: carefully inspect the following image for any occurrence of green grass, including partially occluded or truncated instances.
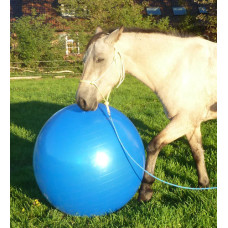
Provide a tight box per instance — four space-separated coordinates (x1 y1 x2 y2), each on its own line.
10 76 217 227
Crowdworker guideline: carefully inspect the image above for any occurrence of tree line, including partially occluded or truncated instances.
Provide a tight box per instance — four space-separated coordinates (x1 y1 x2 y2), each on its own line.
10 0 217 68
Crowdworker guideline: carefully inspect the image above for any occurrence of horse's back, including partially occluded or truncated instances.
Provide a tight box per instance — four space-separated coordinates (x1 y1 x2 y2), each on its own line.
157 37 217 121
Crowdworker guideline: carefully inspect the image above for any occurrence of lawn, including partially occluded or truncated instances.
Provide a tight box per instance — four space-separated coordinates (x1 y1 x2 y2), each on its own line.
10 76 217 227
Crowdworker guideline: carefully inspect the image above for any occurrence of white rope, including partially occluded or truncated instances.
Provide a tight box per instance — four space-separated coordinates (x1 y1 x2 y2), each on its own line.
80 48 125 115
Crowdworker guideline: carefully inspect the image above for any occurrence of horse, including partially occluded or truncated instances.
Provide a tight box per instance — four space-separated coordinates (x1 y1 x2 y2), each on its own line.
76 26 217 202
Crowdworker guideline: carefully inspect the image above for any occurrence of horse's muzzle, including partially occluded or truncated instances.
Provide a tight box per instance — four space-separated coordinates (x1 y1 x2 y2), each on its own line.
77 96 98 111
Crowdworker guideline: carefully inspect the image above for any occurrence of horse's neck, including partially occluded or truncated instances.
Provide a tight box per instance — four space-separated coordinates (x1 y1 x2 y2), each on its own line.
115 33 185 92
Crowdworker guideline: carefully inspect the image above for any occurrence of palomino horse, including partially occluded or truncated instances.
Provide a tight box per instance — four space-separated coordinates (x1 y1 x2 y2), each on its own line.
76 27 217 202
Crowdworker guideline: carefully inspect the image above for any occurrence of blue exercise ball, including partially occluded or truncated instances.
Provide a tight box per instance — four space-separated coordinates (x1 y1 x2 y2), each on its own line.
33 104 145 216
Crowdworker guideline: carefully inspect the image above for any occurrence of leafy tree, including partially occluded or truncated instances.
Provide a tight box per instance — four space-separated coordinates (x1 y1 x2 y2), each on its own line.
11 10 63 68
59 0 152 30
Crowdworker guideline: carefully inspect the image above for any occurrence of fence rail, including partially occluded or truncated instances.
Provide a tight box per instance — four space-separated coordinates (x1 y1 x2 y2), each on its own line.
10 59 78 64
10 59 83 78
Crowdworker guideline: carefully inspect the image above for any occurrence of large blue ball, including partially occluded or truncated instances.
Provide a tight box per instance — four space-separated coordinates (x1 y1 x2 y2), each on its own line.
33 104 145 216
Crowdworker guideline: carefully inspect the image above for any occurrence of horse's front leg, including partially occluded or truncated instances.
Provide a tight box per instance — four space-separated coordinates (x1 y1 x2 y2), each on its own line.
138 115 193 202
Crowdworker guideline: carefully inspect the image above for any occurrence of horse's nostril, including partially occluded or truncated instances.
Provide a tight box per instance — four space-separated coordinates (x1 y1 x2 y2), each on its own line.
78 97 87 110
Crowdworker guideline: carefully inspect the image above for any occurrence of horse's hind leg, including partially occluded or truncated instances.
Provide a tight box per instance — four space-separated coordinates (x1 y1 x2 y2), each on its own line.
186 126 209 187
138 115 192 202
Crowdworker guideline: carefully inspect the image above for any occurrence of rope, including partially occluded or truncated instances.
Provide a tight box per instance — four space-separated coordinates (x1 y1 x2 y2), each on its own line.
80 79 111 115
107 110 217 190
80 48 125 116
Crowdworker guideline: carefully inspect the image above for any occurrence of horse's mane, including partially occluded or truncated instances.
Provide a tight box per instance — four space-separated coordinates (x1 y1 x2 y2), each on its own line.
122 27 196 38
86 27 197 50
123 27 177 35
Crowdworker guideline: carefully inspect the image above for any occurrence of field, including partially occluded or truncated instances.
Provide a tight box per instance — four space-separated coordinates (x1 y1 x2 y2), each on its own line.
10 76 217 227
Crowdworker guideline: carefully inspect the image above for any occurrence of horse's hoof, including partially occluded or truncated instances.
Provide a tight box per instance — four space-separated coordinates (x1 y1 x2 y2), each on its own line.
198 178 210 188
138 188 153 202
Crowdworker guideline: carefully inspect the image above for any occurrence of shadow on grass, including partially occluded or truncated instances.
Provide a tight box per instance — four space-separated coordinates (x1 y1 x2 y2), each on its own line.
10 101 64 204
129 117 156 146
129 117 194 166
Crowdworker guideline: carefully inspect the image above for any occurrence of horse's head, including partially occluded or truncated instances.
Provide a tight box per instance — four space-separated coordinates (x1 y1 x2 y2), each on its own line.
76 26 124 111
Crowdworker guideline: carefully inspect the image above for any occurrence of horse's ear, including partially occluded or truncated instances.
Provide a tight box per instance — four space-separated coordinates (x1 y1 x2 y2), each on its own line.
105 26 124 45
95 26 103 34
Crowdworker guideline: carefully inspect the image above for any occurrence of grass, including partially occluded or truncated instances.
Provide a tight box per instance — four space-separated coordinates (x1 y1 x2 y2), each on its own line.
10 76 217 227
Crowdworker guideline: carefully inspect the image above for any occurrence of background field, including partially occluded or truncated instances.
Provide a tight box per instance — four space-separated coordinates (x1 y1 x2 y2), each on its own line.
10 76 217 227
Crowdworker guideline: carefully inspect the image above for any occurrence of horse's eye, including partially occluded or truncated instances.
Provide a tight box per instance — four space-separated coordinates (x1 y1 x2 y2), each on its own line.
96 58 104 63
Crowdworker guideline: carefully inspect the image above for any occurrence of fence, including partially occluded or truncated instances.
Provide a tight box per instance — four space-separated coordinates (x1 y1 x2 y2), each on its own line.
10 59 83 79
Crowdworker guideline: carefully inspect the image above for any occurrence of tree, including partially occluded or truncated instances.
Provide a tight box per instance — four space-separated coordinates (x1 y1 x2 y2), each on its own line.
58 0 175 53
195 0 217 41
59 0 152 30
11 10 63 67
